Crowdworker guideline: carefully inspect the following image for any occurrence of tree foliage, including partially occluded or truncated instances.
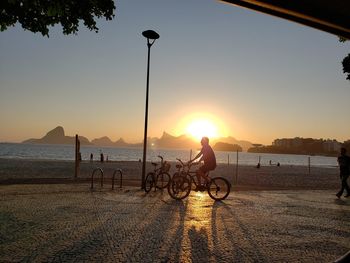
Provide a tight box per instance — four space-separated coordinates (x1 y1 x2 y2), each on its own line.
339 37 350 81
0 0 116 36
342 53 350 81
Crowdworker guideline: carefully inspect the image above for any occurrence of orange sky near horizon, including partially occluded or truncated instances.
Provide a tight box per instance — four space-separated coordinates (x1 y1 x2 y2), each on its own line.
1 1 350 145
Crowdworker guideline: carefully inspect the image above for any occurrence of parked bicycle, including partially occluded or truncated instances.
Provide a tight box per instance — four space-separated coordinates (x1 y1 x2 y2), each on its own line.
144 155 171 193
168 158 230 201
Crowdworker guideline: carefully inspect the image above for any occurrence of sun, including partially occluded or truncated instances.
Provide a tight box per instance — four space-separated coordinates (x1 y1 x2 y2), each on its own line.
186 119 219 141
174 112 229 141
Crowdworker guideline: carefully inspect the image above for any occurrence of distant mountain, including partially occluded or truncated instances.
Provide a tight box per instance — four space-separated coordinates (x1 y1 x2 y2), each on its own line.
91 136 114 146
213 142 243 152
22 126 91 145
115 138 142 148
150 132 199 149
92 137 142 147
22 126 253 151
212 136 252 152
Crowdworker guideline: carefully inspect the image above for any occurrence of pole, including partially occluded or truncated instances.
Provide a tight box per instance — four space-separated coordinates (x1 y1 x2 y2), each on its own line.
308 156 311 175
75 134 80 179
235 150 239 184
141 42 152 189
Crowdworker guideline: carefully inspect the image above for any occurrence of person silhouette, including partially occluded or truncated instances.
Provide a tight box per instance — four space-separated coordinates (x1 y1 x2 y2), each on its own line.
336 147 350 198
189 137 216 191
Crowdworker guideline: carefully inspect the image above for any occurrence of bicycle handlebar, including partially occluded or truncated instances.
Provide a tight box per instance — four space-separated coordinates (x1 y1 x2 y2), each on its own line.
157 155 164 162
176 158 200 168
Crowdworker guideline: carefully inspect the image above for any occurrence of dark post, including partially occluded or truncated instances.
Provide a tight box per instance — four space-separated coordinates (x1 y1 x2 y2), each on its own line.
75 134 80 179
141 43 151 189
141 30 159 189
235 150 239 183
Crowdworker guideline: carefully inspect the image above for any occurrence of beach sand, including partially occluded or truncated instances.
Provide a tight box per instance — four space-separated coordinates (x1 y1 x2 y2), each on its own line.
0 158 340 190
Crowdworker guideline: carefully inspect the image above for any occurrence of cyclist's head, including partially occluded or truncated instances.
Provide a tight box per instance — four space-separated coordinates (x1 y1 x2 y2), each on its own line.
201 137 209 146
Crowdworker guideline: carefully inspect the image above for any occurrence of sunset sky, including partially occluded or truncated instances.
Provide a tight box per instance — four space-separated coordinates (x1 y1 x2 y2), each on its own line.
0 0 349 145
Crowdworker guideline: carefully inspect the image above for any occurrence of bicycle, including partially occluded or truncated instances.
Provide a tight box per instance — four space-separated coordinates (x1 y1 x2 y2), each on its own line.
167 158 231 201
144 155 171 193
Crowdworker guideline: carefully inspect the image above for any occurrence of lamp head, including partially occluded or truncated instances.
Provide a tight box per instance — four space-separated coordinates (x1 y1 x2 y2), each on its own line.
142 30 160 40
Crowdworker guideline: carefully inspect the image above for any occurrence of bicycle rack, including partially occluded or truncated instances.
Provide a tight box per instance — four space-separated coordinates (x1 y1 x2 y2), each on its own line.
91 167 123 190
112 169 123 190
91 168 104 189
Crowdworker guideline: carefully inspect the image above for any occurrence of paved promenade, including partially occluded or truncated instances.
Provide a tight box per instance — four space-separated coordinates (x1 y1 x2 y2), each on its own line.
1 184 349 262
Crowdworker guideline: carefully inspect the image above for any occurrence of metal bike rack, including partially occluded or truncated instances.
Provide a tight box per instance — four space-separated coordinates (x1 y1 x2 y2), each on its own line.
91 168 104 189
112 169 123 190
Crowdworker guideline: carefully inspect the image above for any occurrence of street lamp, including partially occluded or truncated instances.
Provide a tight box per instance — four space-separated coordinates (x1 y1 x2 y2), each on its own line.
141 30 159 189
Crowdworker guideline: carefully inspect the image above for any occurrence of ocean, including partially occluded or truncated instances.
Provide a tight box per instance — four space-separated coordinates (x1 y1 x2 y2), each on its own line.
0 143 338 167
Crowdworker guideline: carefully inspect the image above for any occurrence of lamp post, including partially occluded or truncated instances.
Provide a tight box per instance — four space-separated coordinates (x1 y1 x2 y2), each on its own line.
141 30 159 189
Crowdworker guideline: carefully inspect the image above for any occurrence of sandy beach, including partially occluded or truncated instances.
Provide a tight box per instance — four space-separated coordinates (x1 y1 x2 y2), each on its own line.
0 158 340 190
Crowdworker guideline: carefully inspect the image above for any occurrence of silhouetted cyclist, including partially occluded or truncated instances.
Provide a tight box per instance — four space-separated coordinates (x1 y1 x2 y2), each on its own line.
189 137 217 191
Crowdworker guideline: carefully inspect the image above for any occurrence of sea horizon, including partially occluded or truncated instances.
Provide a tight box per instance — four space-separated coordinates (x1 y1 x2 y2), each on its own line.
0 142 338 167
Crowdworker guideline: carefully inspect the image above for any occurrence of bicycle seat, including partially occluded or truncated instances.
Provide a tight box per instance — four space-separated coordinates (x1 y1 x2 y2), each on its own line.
151 162 158 167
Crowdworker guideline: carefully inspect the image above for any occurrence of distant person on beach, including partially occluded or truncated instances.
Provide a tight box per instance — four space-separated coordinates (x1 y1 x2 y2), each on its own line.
100 153 104 163
336 147 350 198
189 137 216 191
90 153 93 162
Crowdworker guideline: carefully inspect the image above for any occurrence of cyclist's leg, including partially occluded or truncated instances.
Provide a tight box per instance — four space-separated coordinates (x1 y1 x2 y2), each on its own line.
194 165 208 191
196 166 206 186
202 171 210 185
194 173 202 192
200 164 215 188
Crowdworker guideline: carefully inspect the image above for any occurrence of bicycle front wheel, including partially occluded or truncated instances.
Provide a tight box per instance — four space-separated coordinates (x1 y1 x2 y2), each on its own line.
144 173 154 193
168 175 191 200
208 177 231 201
156 172 170 189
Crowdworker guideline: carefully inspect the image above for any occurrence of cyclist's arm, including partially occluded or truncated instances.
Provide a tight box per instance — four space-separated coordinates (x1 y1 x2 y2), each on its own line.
190 150 203 163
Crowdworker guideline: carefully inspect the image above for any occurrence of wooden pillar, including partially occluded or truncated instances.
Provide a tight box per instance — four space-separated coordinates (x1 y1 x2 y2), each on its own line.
235 150 239 184
75 134 80 179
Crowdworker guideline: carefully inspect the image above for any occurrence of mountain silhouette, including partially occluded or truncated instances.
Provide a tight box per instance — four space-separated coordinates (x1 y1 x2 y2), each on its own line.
91 136 114 146
22 126 252 151
211 136 252 152
149 132 199 149
213 142 243 152
22 126 91 145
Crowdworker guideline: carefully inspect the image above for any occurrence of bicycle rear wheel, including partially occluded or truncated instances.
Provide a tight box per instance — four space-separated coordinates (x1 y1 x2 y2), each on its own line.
156 172 170 189
208 177 230 201
144 173 154 193
168 175 191 200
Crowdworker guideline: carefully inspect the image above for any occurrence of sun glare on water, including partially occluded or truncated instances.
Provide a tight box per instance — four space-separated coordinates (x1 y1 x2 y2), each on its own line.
186 119 219 141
